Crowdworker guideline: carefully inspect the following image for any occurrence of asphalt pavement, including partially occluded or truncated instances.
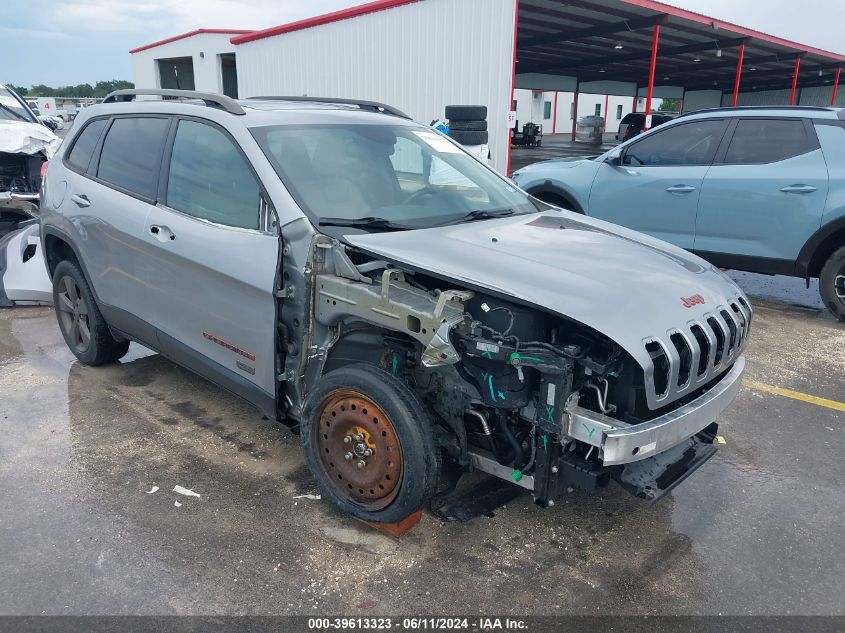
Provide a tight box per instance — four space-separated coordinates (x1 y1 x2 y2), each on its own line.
0 294 843 616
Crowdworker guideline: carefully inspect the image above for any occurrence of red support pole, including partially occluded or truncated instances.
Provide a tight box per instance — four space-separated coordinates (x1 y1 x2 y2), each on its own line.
552 91 559 133
505 0 520 176
571 88 579 142
789 56 801 105
643 24 660 131
731 43 745 107
603 94 609 131
832 67 841 106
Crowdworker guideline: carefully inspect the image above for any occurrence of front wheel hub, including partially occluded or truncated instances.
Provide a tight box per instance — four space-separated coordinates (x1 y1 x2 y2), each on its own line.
313 391 402 511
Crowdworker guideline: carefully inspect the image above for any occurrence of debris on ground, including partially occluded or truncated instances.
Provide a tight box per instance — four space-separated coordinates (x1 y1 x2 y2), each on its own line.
173 485 201 498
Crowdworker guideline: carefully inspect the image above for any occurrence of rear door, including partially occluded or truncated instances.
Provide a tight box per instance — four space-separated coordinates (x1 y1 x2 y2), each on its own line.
587 118 728 250
141 117 280 399
66 115 171 342
695 117 829 267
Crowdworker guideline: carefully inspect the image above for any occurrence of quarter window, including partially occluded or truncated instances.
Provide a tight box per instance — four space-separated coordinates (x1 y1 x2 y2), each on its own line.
97 117 169 199
723 119 816 164
67 119 107 172
623 120 725 166
166 120 260 230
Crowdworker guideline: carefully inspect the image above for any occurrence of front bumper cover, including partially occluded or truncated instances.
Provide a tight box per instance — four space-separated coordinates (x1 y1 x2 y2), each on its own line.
564 356 745 466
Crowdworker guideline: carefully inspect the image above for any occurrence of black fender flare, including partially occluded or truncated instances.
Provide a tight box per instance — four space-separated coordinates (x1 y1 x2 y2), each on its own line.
795 216 845 278
525 181 584 213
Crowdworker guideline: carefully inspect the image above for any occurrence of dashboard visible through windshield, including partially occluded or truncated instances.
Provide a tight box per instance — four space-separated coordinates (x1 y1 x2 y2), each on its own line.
251 122 538 231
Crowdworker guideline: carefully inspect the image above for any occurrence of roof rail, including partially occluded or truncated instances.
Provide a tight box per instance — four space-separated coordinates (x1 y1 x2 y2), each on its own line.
677 105 837 119
248 95 411 119
103 89 245 115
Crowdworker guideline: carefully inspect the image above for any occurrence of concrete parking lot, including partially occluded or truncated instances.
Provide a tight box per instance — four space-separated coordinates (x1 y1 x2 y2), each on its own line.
1 290 843 616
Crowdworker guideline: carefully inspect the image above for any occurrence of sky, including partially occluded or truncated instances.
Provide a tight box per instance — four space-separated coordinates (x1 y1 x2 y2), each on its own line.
3 0 844 88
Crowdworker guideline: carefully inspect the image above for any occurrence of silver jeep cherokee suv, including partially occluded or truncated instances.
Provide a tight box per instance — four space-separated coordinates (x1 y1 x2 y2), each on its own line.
41 89 751 522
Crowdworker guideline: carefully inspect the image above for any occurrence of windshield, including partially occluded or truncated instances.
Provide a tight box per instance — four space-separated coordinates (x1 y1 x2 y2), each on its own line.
251 123 538 231
0 87 36 123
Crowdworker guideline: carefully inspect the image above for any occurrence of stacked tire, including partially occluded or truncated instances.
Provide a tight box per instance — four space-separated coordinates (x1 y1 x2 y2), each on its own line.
446 105 488 146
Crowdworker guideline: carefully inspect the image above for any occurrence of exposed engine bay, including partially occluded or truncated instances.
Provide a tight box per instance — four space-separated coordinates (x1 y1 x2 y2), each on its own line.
284 236 748 507
1 151 47 236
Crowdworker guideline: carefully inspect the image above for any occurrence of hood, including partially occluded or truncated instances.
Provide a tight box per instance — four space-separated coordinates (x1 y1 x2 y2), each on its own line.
0 120 61 158
345 211 748 374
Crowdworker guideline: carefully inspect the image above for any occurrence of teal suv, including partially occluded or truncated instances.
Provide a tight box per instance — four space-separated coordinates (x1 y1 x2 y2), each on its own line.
513 106 845 321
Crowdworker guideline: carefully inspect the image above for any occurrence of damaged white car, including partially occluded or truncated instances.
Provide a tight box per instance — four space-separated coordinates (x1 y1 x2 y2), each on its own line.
0 84 59 306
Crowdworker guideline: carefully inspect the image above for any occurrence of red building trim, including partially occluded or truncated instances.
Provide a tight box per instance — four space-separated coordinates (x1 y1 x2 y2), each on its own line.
731 43 745 107
231 0 420 45
789 57 801 105
130 29 254 54
643 23 660 131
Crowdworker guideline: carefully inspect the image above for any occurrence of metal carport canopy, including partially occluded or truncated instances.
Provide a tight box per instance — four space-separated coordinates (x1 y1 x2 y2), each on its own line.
515 0 845 111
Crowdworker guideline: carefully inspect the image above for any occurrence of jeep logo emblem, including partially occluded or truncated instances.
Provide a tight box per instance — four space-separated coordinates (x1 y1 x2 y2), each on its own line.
681 294 705 308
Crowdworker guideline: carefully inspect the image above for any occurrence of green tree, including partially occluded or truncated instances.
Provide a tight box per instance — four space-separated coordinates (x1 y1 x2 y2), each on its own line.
10 85 28 96
660 98 681 113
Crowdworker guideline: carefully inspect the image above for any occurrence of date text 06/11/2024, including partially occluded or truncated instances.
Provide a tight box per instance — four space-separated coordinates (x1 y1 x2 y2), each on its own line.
307 617 528 631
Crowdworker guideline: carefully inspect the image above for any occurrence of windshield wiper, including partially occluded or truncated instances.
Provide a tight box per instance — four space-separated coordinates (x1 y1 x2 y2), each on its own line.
439 207 516 226
318 216 414 230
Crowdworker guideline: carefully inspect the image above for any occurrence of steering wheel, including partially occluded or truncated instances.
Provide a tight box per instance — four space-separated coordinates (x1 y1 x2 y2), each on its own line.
404 186 444 206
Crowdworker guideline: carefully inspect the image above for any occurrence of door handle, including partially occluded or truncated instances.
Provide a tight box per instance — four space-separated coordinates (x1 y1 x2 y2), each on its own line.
666 185 696 194
780 184 817 194
150 225 176 241
70 194 90 208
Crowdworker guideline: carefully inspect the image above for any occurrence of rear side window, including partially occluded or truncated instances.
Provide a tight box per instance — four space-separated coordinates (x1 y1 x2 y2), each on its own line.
165 120 260 230
97 117 170 199
67 119 108 172
624 119 725 166
723 119 817 164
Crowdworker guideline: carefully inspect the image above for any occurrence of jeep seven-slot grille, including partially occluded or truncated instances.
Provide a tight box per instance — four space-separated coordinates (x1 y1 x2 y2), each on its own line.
642 297 751 409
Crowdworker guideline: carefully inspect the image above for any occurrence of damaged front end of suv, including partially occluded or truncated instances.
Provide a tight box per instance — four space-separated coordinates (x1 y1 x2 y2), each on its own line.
1 85 59 237
281 208 750 513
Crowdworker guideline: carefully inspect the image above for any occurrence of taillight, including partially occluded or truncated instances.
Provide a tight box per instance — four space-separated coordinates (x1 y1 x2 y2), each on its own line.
39 160 48 205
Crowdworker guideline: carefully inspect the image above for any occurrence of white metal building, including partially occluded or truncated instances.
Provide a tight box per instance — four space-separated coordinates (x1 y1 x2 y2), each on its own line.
130 29 253 98
130 0 845 175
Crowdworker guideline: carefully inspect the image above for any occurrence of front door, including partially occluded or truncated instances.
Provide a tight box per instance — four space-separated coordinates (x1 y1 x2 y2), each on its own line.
695 117 829 268
141 117 280 400
588 118 728 250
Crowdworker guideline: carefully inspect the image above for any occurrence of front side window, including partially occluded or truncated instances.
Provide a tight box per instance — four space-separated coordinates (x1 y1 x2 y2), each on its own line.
623 119 725 167
166 120 261 230
252 123 538 231
723 119 816 164
67 119 108 172
97 117 169 199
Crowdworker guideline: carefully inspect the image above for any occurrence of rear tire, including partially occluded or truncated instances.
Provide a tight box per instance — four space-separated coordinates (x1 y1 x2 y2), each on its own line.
819 244 845 322
301 363 441 523
52 260 130 365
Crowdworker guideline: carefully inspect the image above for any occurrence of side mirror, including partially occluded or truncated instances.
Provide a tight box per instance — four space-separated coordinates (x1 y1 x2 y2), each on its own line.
605 148 623 166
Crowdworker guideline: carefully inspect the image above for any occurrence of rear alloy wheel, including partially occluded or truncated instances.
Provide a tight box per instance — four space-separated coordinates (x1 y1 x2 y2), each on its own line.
52 260 130 365
819 245 845 322
301 363 441 522
56 274 91 354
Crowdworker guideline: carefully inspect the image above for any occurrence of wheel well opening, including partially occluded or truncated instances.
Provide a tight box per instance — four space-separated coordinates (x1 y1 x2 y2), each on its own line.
530 189 581 213
807 228 845 279
44 235 78 278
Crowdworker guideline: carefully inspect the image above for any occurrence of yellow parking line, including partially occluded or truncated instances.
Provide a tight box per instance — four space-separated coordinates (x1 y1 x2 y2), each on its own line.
743 379 845 413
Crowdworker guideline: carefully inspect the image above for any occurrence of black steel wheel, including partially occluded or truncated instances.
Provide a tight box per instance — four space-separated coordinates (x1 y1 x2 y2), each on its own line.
52 260 130 364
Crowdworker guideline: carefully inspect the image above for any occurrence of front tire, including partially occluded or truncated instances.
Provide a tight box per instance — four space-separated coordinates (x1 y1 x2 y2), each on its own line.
301 363 441 523
819 245 845 322
52 260 130 365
